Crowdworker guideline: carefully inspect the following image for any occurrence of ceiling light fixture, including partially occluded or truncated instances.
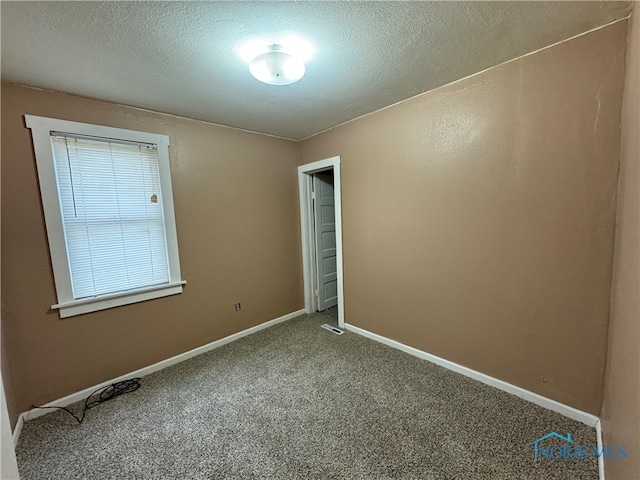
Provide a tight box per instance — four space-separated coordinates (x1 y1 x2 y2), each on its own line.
248 44 305 86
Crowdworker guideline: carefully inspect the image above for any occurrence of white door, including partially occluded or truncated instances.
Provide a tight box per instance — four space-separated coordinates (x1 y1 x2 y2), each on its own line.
313 172 338 311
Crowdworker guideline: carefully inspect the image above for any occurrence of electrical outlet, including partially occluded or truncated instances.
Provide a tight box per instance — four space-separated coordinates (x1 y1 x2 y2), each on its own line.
234 303 241 311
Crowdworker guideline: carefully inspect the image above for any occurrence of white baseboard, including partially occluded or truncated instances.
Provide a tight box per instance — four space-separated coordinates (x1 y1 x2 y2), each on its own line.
345 323 600 427
12 413 24 448
596 419 605 480
18 309 305 429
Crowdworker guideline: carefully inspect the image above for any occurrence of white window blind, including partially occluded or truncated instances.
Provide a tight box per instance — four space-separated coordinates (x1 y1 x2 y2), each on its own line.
51 134 170 299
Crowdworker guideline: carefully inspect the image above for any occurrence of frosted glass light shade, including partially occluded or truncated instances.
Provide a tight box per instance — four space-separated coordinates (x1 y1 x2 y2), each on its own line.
249 45 305 86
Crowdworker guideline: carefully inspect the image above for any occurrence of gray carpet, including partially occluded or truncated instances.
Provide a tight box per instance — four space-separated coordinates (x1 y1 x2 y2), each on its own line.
16 312 598 479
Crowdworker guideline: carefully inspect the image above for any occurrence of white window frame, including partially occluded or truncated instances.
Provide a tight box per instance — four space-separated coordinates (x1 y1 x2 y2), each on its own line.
26 115 186 318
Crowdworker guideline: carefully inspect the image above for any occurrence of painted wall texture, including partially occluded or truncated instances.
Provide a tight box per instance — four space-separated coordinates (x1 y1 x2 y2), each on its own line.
1 84 303 426
300 21 628 415
602 6 639 480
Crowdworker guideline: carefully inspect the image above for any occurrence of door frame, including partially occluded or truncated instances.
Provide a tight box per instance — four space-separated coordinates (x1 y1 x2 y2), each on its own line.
298 156 344 328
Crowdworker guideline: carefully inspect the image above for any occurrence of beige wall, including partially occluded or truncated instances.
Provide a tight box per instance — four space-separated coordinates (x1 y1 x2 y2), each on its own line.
300 21 628 414
602 5 639 479
1 83 303 427
1 314 19 434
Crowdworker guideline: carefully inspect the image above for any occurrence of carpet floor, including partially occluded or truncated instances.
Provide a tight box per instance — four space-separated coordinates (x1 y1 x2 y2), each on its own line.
16 312 598 479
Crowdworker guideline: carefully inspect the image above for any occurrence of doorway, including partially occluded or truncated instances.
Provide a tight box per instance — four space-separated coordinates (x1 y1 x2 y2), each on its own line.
298 156 344 328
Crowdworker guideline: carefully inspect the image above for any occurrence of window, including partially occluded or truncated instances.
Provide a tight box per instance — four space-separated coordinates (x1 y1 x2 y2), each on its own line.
27 115 185 318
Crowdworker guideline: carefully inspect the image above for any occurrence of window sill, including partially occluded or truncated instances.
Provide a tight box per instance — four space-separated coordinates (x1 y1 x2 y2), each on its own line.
52 281 187 318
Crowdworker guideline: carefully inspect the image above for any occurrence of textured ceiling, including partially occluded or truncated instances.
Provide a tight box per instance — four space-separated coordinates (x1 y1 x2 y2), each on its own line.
1 1 633 140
